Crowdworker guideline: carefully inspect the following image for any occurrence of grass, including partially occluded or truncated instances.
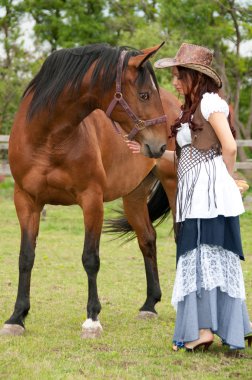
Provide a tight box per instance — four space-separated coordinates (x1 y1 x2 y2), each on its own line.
0 179 252 380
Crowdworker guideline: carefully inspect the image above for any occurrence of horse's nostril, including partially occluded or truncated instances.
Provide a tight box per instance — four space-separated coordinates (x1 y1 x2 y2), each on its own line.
160 144 166 154
145 144 167 158
145 144 153 157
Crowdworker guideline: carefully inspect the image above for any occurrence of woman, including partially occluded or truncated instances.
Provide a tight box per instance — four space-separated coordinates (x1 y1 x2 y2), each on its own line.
127 43 252 351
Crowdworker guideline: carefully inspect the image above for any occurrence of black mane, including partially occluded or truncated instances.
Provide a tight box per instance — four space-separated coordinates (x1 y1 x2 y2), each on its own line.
23 43 159 121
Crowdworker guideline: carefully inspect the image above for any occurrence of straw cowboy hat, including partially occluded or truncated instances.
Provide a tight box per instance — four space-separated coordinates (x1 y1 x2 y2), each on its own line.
154 43 222 88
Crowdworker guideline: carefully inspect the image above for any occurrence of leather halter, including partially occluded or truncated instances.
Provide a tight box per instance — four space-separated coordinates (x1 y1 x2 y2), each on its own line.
106 50 167 140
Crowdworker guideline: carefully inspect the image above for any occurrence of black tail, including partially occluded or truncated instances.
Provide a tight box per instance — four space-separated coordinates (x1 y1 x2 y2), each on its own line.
103 181 170 241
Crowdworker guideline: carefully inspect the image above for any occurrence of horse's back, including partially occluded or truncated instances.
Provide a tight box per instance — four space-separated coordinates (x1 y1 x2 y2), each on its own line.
8 106 156 205
160 87 181 146
153 88 180 216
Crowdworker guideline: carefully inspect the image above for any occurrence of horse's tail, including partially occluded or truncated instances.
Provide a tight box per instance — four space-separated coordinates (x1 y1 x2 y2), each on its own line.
104 181 170 241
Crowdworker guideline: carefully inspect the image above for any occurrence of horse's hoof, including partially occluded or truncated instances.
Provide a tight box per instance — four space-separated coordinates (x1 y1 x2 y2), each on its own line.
138 311 158 319
0 324 25 336
81 318 103 339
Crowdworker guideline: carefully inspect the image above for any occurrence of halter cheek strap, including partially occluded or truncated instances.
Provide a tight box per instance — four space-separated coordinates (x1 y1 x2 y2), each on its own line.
106 50 167 140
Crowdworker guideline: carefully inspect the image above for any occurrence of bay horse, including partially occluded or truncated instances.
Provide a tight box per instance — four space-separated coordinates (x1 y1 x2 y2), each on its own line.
0 41 178 337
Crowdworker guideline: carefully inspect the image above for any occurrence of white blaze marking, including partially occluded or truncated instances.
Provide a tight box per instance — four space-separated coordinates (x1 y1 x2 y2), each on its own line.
150 76 157 90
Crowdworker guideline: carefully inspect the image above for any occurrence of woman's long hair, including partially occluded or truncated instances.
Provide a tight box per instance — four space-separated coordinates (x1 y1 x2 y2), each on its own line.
171 66 236 138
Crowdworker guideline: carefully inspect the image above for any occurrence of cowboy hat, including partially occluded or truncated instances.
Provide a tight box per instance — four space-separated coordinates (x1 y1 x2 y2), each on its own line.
154 43 222 88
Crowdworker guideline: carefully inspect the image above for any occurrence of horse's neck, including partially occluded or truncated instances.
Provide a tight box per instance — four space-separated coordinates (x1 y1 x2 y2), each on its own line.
54 91 99 126
21 90 100 140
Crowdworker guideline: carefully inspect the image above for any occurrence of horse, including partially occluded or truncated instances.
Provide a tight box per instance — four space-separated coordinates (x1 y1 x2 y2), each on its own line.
0 41 178 337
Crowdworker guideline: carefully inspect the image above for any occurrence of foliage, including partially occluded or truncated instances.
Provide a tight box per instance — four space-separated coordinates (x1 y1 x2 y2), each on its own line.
0 0 38 134
106 0 158 39
158 0 252 157
19 0 114 50
0 0 251 151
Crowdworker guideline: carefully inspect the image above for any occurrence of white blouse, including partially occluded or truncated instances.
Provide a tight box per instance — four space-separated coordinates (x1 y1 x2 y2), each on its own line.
176 92 244 223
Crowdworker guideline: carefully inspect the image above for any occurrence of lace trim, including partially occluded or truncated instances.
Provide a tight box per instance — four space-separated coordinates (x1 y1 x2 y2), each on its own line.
201 92 229 121
171 244 246 310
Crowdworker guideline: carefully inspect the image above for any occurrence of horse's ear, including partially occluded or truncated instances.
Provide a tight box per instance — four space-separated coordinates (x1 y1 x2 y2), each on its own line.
128 41 165 69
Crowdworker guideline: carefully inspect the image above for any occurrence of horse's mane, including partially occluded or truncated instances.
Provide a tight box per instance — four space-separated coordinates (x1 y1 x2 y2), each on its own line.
23 43 159 121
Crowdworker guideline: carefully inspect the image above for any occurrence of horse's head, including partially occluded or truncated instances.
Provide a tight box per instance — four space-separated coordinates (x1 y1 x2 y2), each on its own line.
23 42 167 158
104 43 167 159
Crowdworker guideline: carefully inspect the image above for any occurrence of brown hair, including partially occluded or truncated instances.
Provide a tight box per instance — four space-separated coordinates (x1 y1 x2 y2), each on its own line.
171 66 236 138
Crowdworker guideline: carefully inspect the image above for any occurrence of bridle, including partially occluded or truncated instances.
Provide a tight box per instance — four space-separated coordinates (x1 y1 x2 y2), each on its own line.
106 50 167 140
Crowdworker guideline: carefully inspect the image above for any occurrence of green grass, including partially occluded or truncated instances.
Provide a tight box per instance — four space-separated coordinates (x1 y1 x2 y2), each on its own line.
0 182 252 380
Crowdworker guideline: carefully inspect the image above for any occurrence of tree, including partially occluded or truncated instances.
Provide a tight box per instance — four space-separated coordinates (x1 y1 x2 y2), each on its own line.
21 0 161 50
20 0 114 51
1 0 251 154
0 0 33 134
106 0 158 39
158 0 252 161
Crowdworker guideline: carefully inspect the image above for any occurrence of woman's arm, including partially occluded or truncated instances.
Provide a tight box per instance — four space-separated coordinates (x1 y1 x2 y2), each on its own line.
160 149 176 163
126 141 175 163
208 112 237 176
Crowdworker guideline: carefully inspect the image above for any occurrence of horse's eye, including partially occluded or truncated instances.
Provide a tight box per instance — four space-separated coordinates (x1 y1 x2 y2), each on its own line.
139 92 149 101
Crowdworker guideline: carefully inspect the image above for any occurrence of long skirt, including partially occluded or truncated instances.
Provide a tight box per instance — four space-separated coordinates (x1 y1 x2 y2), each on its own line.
172 216 252 349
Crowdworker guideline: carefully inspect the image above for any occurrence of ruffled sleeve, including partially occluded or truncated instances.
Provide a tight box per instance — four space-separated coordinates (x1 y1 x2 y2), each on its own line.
200 92 229 121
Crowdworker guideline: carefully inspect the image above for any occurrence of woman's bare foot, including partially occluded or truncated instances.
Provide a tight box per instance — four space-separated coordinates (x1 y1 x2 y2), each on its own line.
185 329 214 351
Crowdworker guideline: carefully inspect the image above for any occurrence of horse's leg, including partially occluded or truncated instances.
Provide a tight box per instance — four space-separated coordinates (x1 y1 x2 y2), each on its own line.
79 190 103 338
153 163 177 221
0 185 42 336
153 164 177 236
160 177 177 222
123 191 161 318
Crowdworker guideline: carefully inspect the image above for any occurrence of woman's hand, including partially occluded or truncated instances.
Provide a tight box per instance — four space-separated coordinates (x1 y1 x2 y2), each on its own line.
126 140 176 165
234 179 249 195
126 140 141 154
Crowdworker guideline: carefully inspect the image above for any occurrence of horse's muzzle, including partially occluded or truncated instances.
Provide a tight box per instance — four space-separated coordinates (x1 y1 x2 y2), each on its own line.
145 143 167 158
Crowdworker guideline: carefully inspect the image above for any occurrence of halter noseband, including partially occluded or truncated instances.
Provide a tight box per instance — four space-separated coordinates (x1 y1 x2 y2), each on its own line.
106 50 167 140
